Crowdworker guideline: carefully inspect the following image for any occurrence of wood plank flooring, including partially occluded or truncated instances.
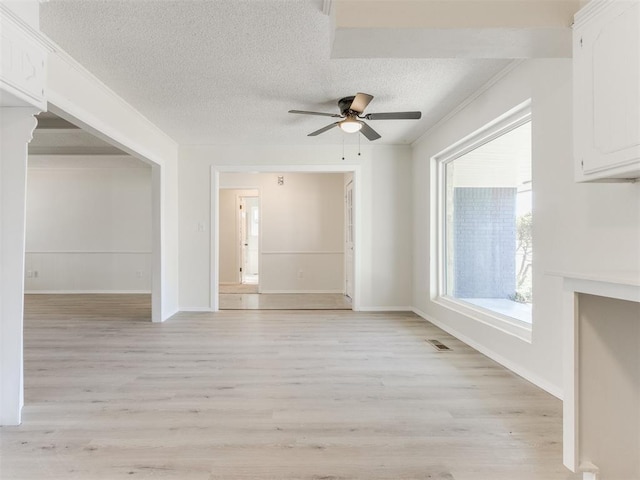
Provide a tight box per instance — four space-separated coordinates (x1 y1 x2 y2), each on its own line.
219 293 352 310
1 295 580 480
219 284 259 294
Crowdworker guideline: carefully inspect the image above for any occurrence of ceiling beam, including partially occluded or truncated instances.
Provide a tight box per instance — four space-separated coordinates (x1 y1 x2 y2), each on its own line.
330 0 581 58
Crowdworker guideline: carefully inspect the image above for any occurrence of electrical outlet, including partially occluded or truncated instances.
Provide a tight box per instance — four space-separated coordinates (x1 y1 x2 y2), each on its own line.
26 271 33 278
297 269 303 279
136 271 143 278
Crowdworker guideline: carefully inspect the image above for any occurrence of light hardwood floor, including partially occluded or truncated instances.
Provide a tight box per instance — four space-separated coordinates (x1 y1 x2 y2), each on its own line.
219 284 259 294
219 293 353 310
1 295 580 480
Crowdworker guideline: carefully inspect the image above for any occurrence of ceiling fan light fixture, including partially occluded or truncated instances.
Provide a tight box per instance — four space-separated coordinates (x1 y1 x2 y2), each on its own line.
339 117 362 133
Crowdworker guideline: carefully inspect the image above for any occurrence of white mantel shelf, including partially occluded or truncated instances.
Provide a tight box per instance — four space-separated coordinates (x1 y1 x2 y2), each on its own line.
550 270 640 480
549 270 640 302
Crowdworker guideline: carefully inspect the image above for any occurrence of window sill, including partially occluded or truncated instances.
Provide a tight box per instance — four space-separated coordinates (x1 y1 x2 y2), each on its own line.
433 295 532 343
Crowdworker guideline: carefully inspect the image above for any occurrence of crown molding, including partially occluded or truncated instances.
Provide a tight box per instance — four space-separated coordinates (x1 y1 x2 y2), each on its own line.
0 3 55 51
412 59 525 147
574 0 619 27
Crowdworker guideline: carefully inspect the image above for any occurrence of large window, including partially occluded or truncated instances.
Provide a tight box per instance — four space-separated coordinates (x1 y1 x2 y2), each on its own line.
436 104 532 334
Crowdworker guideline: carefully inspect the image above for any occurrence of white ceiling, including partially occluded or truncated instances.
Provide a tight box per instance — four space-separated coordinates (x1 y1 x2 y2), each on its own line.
39 0 513 146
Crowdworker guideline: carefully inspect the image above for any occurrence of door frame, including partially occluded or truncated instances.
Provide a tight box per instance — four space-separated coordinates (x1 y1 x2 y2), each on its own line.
210 164 362 311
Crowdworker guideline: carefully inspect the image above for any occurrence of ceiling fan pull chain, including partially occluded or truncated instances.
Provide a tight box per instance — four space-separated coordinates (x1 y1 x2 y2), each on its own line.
358 132 361 156
342 135 345 161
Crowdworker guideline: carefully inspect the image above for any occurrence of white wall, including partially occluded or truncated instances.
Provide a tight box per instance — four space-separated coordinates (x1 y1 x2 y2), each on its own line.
412 59 640 397
25 155 152 293
220 173 345 293
178 144 413 311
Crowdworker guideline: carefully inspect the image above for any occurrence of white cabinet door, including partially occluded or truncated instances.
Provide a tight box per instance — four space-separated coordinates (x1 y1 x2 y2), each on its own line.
574 0 640 181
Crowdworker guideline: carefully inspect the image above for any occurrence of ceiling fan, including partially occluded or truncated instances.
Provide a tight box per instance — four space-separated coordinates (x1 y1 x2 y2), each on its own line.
288 92 421 141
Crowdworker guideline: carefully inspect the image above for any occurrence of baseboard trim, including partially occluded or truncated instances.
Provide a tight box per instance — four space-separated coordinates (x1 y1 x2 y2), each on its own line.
159 307 180 323
24 290 152 295
358 306 413 312
258 289 345 294
178 307 216 312
412 307 563 400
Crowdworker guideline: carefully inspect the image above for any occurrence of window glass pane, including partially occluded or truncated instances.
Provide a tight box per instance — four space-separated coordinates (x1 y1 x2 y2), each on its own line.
443 121 532 323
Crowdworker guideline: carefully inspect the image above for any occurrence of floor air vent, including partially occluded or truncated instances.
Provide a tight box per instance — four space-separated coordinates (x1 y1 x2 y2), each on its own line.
426 339 451 351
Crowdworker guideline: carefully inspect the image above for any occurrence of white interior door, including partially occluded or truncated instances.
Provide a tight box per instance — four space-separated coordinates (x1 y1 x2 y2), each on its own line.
240 196 259 284
345 181 354 299
239 197 247 283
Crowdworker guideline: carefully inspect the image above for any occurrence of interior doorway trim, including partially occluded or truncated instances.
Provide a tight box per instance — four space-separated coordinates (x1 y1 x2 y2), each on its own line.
211 164 362 311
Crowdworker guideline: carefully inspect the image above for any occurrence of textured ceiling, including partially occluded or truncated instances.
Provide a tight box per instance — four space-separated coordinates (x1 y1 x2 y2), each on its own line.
40 0 512 146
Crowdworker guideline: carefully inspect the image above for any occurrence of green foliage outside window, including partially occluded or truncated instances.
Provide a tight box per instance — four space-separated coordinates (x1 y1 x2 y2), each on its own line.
515 212 533 303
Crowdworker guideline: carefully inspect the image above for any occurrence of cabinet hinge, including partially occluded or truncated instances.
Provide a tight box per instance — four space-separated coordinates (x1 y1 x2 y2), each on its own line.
580 37 583 48
240 267 243 272
581 159 584 169
239 204 243 210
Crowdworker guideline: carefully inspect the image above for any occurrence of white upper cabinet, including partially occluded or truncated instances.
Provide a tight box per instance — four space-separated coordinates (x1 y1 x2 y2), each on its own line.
573 0 640 181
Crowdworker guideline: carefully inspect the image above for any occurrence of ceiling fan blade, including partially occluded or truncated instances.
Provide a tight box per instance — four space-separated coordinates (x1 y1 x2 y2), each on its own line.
289 110 341 118
308 122 340 136
359 121 381 141
349 93 374 113
365 111 422 120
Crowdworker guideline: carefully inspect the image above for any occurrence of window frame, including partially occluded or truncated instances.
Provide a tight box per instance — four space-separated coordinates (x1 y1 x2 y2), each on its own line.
433 100 533 342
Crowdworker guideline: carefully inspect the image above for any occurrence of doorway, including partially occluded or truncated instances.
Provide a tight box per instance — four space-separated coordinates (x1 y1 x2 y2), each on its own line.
214 169 359 311
25 111 155 319
240 196 260 285
219 188 260 294
37 106 163 322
